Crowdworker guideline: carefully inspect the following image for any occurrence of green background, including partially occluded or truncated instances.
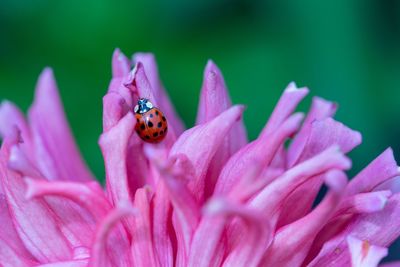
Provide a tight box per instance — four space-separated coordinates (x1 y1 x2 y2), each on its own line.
1 0 400 259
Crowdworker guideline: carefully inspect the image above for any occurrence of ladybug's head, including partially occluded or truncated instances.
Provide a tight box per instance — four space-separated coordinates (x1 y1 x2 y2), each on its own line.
134 98 154 114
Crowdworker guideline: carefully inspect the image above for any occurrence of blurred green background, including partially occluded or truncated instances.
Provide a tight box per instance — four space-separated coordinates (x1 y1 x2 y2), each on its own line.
1 0 400 258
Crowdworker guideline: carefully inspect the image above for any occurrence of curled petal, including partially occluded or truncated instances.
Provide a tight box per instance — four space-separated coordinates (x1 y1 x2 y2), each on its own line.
309 194 400 267
0 236 37 267
259 82 308 138
28 68 94 182
278 117 361 227
90 203 135 267
99 112 135 204
0 141 72 263
260 170 347 267
215 112 304 196
249 146 350 216
336 191 392 216
169 105 244 202
25 178 111 219
288 96 337 167
348 236 388 267
346 148 399 196
188 199 270 267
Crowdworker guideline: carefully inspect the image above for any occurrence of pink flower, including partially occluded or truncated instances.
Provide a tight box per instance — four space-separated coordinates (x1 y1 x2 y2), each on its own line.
0 48 399 267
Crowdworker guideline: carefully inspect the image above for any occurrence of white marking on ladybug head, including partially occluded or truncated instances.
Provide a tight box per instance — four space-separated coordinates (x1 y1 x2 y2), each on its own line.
146 101 153 109
134 105 139 113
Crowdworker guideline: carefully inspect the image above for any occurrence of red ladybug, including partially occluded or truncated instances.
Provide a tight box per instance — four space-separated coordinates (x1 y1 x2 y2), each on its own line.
134 98 168 143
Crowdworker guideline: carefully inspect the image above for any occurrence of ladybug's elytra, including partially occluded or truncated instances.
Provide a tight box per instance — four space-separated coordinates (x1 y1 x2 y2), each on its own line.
134 98 168 143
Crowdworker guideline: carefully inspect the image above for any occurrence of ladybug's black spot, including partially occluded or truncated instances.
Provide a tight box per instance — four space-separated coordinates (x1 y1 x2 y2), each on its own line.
162 116 166 122
140 124 145 130
160 130 164 135
165 127 168 133
150 114 154 118
155 110 159 116
147 121 153 127
145 135 150 139
153 132 159 137
136 118 140 123
157 122 162 128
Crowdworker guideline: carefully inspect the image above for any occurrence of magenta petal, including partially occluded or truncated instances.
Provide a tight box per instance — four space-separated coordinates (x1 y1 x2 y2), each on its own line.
288 97 337 167
259 82 309 139
347 236 388 267
28 68 94 182
260 170 347 267
35 259 89 267
0 141 72 263
112 48 131 78
169 105 244 202
131 188 159 266
346 148 399 196
99 112 135 205
133 52 185 136
90 203 135 267
215 112 304 196
196 60 247 198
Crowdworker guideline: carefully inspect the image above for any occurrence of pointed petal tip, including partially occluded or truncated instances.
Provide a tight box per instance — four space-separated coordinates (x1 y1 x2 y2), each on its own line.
112 48 130 78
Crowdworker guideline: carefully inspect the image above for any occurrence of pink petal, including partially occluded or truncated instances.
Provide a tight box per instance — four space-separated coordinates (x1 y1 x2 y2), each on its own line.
169 105 245 202
348 236 388 267
249 146 351 219
112 48 131 78
336 191 391 215
28 68 94 182
0 141 72 263
125 62 177 147
309 193 400 267
133 52 185 136
90 203 135 267
288 96 337 167
188 199 271 267
278 117 361 227
152 182 174 267
0 237 37 267
0 101 31 146
345 148 399 196
260 170 347 267
99 112 135 205
196 60 247 198
35 259 88 267
146 147 200 263
131 188 159 267
259 82 309 139
25 178 111 219
380 262 400 267
102 92 130 132
215 112 304 196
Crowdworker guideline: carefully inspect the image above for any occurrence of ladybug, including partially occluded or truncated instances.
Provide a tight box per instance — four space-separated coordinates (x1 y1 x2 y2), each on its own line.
134 98 168 143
